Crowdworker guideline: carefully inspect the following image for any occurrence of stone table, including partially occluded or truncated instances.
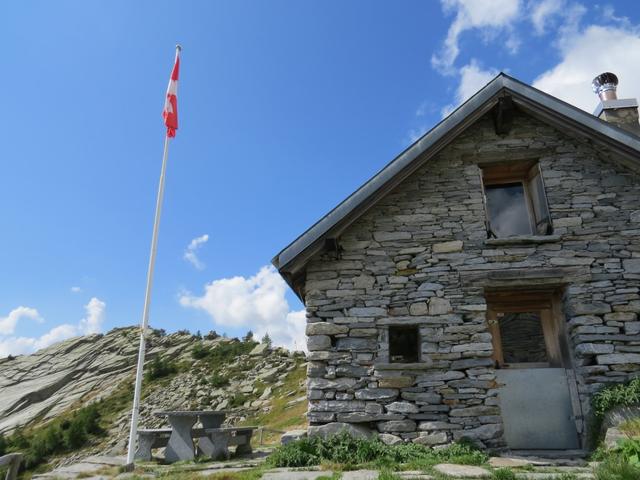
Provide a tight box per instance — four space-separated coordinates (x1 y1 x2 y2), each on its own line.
154 410 225 463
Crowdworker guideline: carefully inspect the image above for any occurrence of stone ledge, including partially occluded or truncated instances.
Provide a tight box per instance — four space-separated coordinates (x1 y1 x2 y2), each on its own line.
484 235 561 246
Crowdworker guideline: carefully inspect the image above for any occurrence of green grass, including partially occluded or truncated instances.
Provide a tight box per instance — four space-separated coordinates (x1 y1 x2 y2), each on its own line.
619 418 640 437
266 433 487 470
491 468 517 479
594 454 640 480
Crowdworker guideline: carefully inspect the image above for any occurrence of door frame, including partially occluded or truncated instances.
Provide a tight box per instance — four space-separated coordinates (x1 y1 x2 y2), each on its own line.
485 288 584 444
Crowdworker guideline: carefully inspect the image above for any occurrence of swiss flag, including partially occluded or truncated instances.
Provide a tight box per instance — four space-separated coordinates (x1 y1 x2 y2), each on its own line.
162 47 180 137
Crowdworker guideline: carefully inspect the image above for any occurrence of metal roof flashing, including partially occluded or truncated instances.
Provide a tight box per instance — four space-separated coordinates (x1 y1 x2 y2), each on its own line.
272 73 640 296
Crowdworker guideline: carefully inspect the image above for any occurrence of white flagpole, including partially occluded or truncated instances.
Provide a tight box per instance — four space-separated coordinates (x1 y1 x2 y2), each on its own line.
125 131 171 466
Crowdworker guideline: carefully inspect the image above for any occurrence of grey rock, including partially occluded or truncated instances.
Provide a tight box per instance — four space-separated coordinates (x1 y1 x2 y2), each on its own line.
432 241 463 253
307 335 332 351
453 423 503 441
341 471 379 480
249 342 270 356
377 420 417 433
336 338 377 351
413 432 448 445
575 343 614 356
355 389 399 401
597 353 640 365
281 429 307 445
386 402 419 414
262 471 335 480
308 422 373 439
348 307 387 317
433 464 490 478
306 323 349 336
378 433 403 445
428 298 452 315
623 259 640 273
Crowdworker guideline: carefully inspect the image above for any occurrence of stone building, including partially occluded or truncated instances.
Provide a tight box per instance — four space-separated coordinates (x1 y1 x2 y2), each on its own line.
272 73 640 450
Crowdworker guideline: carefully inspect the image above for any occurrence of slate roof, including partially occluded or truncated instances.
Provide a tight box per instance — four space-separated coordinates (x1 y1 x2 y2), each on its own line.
272 72 640 297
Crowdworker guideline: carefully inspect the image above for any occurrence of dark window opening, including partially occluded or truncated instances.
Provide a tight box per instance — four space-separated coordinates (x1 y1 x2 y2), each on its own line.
498 312 548 364
389 326 420 363
481 162 552 238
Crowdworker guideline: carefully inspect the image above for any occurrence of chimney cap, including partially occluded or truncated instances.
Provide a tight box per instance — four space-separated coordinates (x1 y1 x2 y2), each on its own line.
592 72 619 99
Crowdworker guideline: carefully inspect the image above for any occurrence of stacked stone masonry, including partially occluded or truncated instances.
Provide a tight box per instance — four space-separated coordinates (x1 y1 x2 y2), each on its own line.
303 110 640 448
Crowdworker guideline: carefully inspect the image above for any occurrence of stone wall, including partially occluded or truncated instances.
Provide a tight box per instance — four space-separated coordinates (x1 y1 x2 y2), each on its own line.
303 110 640 448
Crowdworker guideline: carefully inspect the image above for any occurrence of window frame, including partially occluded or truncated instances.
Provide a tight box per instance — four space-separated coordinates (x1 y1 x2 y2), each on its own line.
486 289 570 369
480 161 552 238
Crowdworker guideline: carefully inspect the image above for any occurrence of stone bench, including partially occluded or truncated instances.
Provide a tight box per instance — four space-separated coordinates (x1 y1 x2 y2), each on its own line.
0 453 23 480
135 426 257 461
198 427 257 460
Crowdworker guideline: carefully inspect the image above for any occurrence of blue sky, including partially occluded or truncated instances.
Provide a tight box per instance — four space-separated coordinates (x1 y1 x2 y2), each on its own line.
2 0 640 354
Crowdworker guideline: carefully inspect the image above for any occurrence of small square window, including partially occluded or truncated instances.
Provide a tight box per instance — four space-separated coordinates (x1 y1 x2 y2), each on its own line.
481 162 552 238
389 326 420 363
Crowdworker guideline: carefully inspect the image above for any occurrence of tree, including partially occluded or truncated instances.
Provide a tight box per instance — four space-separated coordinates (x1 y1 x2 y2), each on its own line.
261 333 272 347
243 330 254 342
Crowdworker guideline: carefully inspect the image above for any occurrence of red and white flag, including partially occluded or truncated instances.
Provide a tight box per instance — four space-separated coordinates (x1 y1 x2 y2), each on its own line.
162 47 180 137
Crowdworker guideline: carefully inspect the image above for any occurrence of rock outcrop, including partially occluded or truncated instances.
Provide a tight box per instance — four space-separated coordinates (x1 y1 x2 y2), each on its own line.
0 327 197 434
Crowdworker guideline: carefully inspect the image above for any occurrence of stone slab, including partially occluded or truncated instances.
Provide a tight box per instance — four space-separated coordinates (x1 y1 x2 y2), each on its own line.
342 470 379 480
262 471 334 480
433 464 490 478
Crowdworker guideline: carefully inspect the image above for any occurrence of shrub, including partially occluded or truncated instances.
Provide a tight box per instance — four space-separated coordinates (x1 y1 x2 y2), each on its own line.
208 340 257 364
0 433 5 456
205 330 219 340
63 419 86 450
230 393 248 408
145 355 177 381
191 342 211 360
614 437 640 467
267 433 487 468
210 373 229 388
592 378 640 418
595 454 640 480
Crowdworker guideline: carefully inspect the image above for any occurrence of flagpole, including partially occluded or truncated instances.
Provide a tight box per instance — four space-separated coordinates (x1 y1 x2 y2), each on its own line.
126 132 171 466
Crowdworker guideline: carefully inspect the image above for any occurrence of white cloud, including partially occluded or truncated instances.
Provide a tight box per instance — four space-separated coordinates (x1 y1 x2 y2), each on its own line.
441 60 498 116
0 298 106 357
529 0 564 34
79 297 106 334
0 306 42 335
432 0 521 71
179 265 306 351
184 234 209 270
70 286 82 293
533 24 640 112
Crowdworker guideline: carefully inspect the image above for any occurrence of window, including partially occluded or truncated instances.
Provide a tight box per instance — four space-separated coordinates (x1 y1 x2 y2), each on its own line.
498 312 548 363
486 290 568 368
481 162 552 238
389 326 420 363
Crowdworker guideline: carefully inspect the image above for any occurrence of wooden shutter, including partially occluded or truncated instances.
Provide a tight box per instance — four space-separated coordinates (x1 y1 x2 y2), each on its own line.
527 164 551 234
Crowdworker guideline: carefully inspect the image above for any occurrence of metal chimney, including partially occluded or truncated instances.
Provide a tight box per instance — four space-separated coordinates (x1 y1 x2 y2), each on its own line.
592 72 619 101
592 72 640 135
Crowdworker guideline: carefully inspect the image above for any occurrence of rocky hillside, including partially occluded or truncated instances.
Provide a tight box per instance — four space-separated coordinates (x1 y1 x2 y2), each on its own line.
0 327 307 467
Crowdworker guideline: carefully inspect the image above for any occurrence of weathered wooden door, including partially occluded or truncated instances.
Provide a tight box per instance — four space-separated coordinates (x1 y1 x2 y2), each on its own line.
487 291 580 450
